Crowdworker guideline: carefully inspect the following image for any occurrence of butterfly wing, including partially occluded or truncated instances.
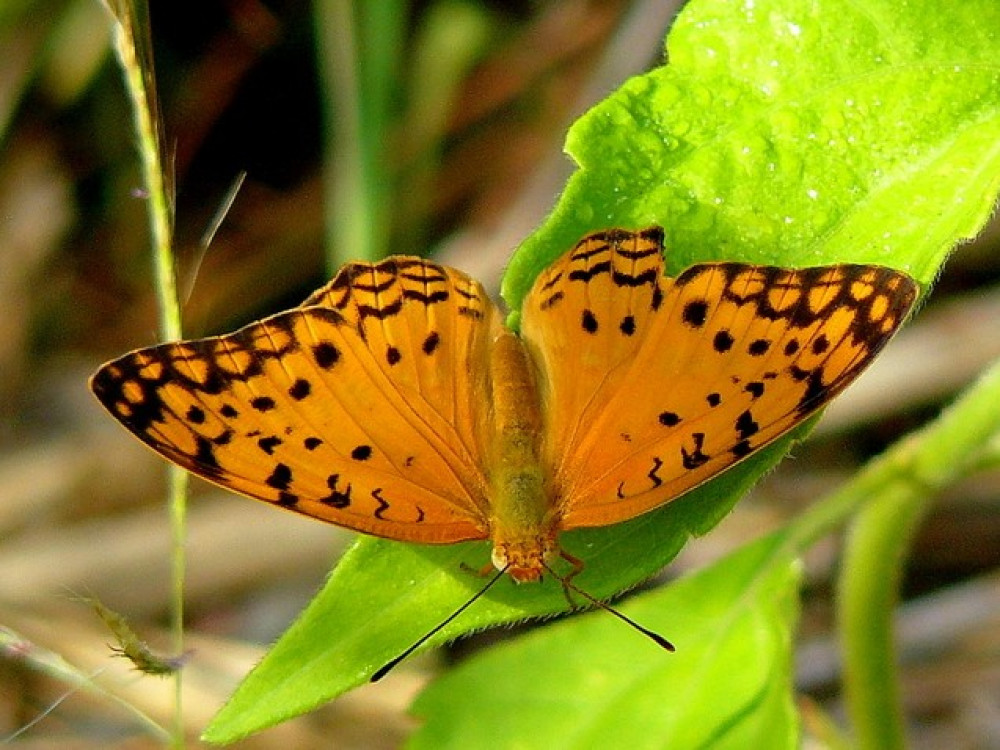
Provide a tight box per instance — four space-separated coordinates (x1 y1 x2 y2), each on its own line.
91 257 500 543
520 228 918 529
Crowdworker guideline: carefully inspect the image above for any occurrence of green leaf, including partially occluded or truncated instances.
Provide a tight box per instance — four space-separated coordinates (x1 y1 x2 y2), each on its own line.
205 0 1000 741
409 532 802 750
502 0 1000 311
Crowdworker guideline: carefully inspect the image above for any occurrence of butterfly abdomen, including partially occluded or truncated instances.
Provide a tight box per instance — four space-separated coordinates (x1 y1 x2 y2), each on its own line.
485 330 558 581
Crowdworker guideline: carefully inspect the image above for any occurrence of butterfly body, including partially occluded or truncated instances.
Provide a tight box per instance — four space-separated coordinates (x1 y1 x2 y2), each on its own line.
484 328 556 581
92 228 917 584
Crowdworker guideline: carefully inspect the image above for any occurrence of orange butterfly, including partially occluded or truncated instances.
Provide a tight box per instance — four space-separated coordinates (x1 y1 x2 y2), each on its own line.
91 227 916 582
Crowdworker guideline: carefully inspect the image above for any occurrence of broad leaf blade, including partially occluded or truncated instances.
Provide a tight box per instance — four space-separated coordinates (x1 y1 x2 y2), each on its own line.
204 442 787 741
503 0 1000 306
410 532 801 750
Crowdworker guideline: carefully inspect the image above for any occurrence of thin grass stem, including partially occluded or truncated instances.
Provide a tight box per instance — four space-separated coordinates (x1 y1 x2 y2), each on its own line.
102 1 187 746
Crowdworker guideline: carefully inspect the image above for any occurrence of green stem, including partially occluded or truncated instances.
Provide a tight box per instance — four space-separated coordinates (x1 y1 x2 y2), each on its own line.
836 355 1000 750
104 2 187 746
838 481 926 750
780 355 1000 747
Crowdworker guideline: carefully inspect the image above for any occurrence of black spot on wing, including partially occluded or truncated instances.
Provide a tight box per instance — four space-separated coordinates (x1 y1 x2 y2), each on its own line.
251 396 276 412
193 436 221 474
313 342 340 369
612 268 659 288
795 368 828 413
321 474 352 507
713 330 734 352
681 433 710 470
731 440 753 458
258 435 282 455
682 300 709 328
659 411 681 427
647 457 664 488
651 284 664 311
288 378 311 400
266 463 293 491
735 410 759 440
402 289 449 306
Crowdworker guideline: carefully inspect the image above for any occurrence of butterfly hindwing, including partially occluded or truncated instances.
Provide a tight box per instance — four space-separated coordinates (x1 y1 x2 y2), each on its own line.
91 258 501 543
521 229 918 529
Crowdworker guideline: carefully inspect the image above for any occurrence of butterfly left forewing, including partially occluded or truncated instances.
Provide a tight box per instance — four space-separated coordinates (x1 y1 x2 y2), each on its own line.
91 257 502 544
522 233 917 529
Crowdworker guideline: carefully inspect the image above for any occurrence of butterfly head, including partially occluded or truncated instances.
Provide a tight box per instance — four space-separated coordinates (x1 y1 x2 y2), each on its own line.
491 534 558 583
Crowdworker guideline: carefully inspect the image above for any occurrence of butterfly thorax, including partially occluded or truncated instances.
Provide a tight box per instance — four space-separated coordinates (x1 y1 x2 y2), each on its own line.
486 329 558 583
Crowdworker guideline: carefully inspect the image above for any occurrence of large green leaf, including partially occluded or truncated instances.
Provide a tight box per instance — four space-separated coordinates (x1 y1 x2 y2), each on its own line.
204 0 1000 741
203 442 787 742
409 532 801 750
503 0 1000 309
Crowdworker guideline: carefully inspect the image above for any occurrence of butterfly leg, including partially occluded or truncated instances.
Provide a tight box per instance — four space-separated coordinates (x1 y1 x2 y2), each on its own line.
547 552 677 652
559 549 585 581
460 560 496 578
553 550 586 609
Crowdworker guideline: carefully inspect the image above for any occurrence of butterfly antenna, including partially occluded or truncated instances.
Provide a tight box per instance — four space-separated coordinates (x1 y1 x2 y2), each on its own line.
371 566 508 682
545 564 675 652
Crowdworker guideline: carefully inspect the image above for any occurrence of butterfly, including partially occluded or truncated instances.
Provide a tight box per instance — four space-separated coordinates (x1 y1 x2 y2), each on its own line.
91 227 917 583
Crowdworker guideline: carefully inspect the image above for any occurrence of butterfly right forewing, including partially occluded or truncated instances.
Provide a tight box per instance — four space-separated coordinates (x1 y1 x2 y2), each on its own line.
520 228 917 530
567 262 915 526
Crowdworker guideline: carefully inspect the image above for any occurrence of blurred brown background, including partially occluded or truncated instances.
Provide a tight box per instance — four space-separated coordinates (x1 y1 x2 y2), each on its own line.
1 1 998 747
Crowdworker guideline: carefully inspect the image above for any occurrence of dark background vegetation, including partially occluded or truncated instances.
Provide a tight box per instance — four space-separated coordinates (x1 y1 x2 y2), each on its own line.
1 0 997 747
